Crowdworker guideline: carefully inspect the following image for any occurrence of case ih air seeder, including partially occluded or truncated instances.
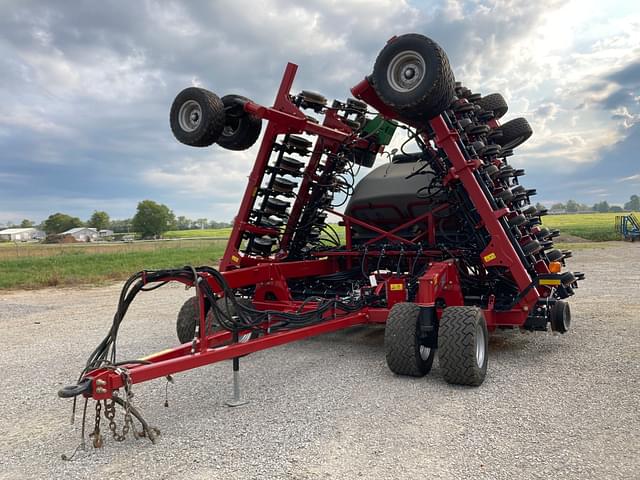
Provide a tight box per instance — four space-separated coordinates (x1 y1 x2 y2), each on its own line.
59 34 583 450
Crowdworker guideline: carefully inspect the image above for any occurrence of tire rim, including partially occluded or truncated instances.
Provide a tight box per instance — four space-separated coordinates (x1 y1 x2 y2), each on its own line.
475 323 486 367
419 344 431 361
223 116 240 137
178 100 202 132
386 51 426 93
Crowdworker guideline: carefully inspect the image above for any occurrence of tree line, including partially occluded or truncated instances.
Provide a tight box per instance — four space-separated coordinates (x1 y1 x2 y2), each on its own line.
7 200 232 239
549 195 639 213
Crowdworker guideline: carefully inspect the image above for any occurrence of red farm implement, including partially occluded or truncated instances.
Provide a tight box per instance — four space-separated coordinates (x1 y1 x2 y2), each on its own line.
59 33 583 449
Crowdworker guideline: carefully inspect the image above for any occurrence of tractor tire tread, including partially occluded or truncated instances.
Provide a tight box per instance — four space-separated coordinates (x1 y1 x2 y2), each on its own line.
218 94 263 151
372 34 455 120
384 303 433 377
170 87 225 147
475 93 508 119
438 306 487 386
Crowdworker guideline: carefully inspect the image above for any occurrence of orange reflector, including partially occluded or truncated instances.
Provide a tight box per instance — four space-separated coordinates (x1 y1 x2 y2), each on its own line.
549 261 562 273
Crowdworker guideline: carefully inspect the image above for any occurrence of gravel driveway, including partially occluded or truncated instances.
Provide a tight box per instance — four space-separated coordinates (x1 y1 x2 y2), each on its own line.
0 243 638 479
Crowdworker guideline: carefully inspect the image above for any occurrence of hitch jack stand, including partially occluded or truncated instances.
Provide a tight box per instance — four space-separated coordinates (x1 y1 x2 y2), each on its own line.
226 331 248 407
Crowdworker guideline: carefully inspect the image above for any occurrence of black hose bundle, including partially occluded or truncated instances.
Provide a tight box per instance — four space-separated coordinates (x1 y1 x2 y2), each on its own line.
81 265 365 376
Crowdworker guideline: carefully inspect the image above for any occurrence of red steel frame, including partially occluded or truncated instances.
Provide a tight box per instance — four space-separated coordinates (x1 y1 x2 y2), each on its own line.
80 62 553 401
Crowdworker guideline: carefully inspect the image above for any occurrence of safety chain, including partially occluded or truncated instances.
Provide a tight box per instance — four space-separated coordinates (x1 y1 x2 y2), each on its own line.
63 365 160 458
104 398 136 441
89 401 104 448
102 367 143 441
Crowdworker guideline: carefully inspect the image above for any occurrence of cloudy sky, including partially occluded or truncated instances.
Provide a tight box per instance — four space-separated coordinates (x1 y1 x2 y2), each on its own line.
0 0 639 224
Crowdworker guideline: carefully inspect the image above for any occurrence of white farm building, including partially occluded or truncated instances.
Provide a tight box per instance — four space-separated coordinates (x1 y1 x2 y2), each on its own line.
0 227 45 242
61 227 100 242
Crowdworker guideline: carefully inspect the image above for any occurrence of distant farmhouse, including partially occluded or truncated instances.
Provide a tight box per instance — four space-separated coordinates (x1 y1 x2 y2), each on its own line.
0 227 46 242
61 227 100 242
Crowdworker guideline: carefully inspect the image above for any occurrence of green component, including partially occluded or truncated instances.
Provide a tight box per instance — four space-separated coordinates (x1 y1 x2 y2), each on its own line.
361 115 398 145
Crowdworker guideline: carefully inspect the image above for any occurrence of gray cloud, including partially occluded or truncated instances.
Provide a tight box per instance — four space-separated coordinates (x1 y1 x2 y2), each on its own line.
607 60 640 86
0 0 637 223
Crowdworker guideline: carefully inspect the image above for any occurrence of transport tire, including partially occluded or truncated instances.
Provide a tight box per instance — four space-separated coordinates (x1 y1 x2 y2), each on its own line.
372 33 456 120
176 296 257 344
496 117 533 150
550 300 571 333
176 296 215 344
475 93 508 119
438 306 488 386
385 303 435 377
217 94 262 151
170 87 225 147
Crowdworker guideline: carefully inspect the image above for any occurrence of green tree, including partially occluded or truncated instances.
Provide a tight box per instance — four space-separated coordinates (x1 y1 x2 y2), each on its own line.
132 200 176 239
20 219 34 228
551 202 565 211
624 194 640 211
534 202 546 211
609 205 623 212
176 216 192 230
109 218 132 233
88 210 110 231
565 199 579 213
195 218 208 229
43 213 83 234
592 201 610 213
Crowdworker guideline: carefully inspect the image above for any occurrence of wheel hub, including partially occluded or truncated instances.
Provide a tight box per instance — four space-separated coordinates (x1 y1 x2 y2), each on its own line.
419 344 431 361
387 51 426 93
178 100 202 132
475 323 486 367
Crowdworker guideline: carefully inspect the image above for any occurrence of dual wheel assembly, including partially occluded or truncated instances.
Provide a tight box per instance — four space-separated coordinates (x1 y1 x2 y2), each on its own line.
385 303 488 386
170 89 262 150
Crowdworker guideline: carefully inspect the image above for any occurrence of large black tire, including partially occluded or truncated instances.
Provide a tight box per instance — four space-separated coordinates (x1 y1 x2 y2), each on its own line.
176 296 257 344
496 117 533 150
217 94 263 151
384 303 436 377
475 93 508 119
371 34 455 120
438 306 488 386
176 296 214 344
550 300 571 333
170 87 225 147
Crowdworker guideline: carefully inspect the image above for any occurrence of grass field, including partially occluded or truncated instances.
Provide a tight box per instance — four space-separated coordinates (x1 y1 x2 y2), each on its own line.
543 212 637 241
0 213 633 290
164 228 233 239
0 240 226 290
0 238 227 260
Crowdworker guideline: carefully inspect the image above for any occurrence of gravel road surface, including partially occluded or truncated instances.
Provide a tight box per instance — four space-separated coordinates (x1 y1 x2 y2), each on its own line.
0 243 638 479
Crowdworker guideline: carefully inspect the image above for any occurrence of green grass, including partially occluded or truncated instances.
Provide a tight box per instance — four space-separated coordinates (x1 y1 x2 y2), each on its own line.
0 242 227 290
164 228 232 239
543 212 638 241
0 215 630 290
554 241 618 251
